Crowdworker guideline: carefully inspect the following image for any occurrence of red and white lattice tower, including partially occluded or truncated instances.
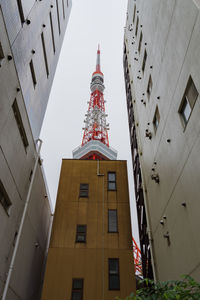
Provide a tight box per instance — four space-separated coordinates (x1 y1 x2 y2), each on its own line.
132 236 143 276
73 46 117 160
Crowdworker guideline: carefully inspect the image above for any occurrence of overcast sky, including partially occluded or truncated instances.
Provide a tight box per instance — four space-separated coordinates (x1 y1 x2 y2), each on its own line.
40 0 139 244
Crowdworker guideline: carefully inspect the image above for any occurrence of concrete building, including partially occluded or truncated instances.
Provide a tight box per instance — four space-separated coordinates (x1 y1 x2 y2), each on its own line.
124 0 200 281
0 0 71 299
42 160 135 300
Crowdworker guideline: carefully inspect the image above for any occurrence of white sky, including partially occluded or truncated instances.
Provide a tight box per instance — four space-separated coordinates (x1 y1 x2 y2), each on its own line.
40 0 139 244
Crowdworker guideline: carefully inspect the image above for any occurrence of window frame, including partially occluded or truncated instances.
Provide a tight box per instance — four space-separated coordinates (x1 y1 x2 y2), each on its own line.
153 106 160 133
179 76 198 128
79 183 89 198
147 75 153 99
71 278 83 300
138 31 143 54
108 258 120 291
135 16 139 37
108 209 118 233
0 180 12 215
76 225 87 243
12 99 29 149
107 172 117 191
142 49 147 73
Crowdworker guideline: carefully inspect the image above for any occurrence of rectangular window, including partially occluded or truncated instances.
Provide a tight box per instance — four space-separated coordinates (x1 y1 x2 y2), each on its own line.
62 0 65 19
29 59 37 88
0 180 12 214
153 106 160 132
108 172 116 191
79 184 89 197
50 12 56 53
135 16 139 37
147 75 153 99
41 32 49 77
108 210 118 233
71 279 83 300
12 99 29 149
108 259 120 290
138 31 143 54
142 49 147 73
179 76 198 127
56 0 61 35
16 0 25 23
76 225 86 243
133 5 136 24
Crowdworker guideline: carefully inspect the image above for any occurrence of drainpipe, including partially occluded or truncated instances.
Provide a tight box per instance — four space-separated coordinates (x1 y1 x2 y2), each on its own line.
97 160 105 300
2 139 42 300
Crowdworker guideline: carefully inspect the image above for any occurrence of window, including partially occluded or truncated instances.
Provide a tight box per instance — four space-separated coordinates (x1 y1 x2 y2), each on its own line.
133 5 136 24
153 106 160 132
79 184 89 197
179 76 198 127
76 225 86 243
0 42 4 66
16 0 25 23
108 172 116 191
135 16 139 37
50 12 56 53
29 60 37 88
138 31 143 54
67 0 69 7
147 75 153 99
41 32 49 77
71 279 83 300
62 0 65 19
12 99 29 149
0 180 12 214
108 210 118 233
56 0 61 35
108 259 120 290
142 49 147 73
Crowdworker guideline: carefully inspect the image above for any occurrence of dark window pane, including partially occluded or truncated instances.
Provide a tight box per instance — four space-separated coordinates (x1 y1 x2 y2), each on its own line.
108 210 117 232
76 225 86 243
72 291 82 300
108 173 116 181
73 279 83 289
187 78 198 108
109 275 120 290
108 182 116 190
77 225 86 233
109 259 119 273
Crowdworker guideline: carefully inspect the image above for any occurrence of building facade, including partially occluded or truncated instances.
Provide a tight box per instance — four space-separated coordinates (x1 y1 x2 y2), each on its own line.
0 0 71 299
42 159 135 300
42 48 136 299
124 0 200 281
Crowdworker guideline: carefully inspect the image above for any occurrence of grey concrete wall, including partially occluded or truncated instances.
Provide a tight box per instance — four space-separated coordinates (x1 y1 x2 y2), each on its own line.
0 0 72 138
0 0 70 298
124 0 200 281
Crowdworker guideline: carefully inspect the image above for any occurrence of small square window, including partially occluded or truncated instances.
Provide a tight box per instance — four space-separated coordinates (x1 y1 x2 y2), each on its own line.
133 5 136 24
138 31 143 54
79 184 89 197
179 76 198 127
0 42 4 61
135 16 139 37
147 75 153 99
108 259 120 290
76 225 86 243
0 180 12 215
142 49 147 73
153 106 160 132
71 279 83 300
108 172 116 191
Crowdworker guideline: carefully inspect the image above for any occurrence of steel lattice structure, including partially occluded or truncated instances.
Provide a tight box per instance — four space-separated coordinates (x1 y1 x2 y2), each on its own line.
82 46 109 148
132 236 143 276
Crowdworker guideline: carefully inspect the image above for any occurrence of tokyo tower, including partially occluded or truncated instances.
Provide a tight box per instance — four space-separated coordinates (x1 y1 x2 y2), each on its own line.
73 46 117 160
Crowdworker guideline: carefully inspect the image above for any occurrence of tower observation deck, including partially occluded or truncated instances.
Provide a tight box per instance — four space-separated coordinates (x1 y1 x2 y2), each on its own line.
73 46 117 160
